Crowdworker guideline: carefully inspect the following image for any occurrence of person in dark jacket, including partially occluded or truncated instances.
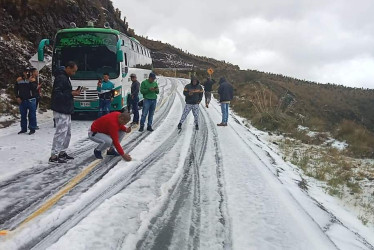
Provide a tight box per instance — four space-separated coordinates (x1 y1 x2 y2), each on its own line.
202 76 215 108
217 77 234 126
177 76 203 130
49 61 81 163
130 73 140 125
15 68 37 135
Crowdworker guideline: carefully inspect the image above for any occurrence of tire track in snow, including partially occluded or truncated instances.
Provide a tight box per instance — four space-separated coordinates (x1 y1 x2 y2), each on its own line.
211 102 373 249
136 86 232 250
135 89 210 249
16 80 184 250
200 105 232 249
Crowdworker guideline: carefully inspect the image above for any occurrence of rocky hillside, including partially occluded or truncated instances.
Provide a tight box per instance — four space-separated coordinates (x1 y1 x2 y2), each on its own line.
0 0 129 89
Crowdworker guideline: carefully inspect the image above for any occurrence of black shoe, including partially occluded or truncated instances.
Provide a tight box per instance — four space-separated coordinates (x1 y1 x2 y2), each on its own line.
94 149 103 159
35 126 40 130
59 151 74 160
177 123 182 129
147 126 154 132
195 124 199 130
18 130 27 134
139 126 144 132
28 129 35 135
107 148 120 156
49 155 67 163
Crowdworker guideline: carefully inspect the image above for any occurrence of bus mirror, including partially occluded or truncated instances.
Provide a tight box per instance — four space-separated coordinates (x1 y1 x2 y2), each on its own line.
122 40 125 46
117 49 124 62
125 67 128 73
38 39 50 62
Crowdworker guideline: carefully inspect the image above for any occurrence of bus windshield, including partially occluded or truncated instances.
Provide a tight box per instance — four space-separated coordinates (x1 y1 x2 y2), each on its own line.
53 32 120 80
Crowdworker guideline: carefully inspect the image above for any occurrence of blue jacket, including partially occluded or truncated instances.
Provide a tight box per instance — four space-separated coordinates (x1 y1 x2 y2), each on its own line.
97 80 114 99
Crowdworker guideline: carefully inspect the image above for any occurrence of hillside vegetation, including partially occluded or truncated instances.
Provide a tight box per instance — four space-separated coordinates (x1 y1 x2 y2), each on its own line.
193 69 374 158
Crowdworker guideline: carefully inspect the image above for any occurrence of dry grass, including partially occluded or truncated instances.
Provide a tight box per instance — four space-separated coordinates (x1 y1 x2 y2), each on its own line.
280 138 374 225
334 120 374 158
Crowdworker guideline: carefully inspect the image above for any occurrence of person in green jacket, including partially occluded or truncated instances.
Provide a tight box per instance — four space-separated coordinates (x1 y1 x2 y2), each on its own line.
97 72 115 117
139 72 159 132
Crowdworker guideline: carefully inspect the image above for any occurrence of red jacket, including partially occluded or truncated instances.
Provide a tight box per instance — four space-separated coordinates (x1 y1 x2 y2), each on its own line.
91 112 127 155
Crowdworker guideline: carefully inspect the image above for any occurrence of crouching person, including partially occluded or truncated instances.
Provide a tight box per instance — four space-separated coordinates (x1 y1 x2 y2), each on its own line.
88 112 132 161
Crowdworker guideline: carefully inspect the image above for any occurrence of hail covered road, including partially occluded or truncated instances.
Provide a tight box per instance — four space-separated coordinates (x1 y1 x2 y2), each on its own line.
0 77 373 250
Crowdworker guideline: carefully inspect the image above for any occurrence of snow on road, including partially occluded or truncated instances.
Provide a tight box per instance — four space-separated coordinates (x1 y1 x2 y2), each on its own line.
0 77 373 250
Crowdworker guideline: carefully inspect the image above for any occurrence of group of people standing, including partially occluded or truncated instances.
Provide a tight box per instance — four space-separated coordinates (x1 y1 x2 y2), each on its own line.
178 75 234 130
14 67 42 135
47 61 159 163
16 60 233 164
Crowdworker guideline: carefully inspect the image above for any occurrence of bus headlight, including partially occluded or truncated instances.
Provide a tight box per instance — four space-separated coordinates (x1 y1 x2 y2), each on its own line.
114 88 121 97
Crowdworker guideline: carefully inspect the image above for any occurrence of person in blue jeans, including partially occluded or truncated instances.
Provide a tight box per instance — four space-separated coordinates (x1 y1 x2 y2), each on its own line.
15 68 37 135
97 72 115 117
130 73 140 125
139 72 159 132
217 77 234 126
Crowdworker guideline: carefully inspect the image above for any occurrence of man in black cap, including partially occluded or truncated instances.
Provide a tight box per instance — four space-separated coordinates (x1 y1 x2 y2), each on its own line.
139 72 159 132
15 68 37 135
130 73 140 125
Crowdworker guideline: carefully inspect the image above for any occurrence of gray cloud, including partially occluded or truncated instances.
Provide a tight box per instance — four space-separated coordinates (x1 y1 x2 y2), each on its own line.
113 0 374 88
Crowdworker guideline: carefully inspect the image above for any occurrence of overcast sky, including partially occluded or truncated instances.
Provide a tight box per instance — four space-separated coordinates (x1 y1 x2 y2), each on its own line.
112 0 374 88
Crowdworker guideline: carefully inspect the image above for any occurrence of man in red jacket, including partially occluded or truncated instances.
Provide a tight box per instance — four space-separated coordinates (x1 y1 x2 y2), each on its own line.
88 112 132 161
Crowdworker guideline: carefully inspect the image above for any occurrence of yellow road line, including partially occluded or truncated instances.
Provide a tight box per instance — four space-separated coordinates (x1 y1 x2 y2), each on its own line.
0 159 101 236
19 159 101 228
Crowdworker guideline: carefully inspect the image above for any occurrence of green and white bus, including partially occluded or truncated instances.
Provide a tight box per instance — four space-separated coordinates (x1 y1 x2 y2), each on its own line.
38 22 152 115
